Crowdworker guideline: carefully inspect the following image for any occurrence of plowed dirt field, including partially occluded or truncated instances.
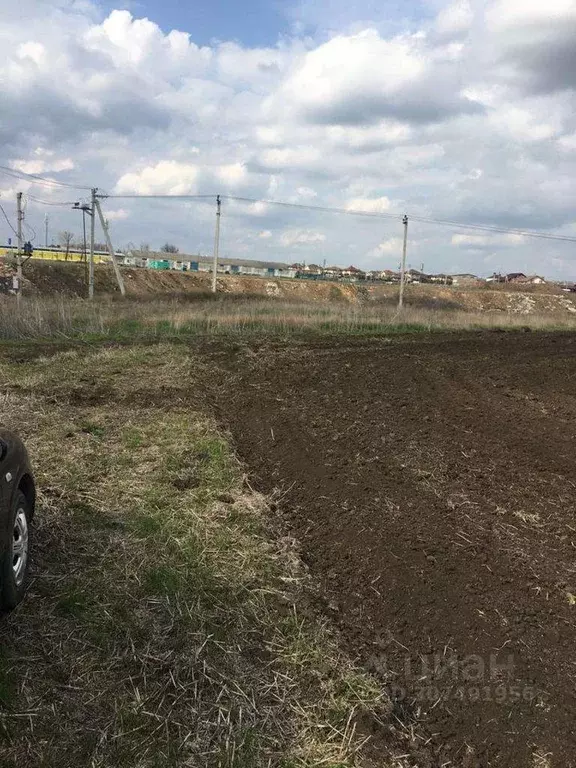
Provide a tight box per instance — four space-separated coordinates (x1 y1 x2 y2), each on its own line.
208 332 576 767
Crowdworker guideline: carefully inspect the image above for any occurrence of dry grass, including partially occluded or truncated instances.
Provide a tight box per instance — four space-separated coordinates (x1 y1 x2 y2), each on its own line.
0 295 575 342
0 297 576 339
0 344 391 767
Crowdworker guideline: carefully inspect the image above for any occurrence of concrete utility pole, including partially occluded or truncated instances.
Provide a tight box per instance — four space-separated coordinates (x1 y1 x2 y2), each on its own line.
94 198 125 296
16 192 23 305
44 213 49 248
73 202 92 294
89 188 96 299
211 194 221 294
398 214 408 309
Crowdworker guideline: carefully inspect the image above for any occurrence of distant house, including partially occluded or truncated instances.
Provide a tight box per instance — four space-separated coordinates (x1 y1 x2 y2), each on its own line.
121 251 296 278
199 257 296 278
426 273 453 285
341 265 365 280
451 273 481 286
486 272 546 285
379 269 400 282
122 252 146 267
408 268 423 282
507 274 546 285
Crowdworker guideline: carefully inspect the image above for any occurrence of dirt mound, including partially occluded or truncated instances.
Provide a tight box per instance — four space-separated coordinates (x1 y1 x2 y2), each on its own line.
207 333 576 766
18 259 213 298
14 260 361 301
368 284 576 314
10 259 576 315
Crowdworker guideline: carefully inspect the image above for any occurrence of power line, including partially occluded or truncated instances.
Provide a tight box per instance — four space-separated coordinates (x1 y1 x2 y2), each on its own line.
224 195 576 243
0 202 18 236
226 195 576 244
26 195 79 207
0 165 91 190
102 194 217 200
408 214 576 244
73 188 576 245
24 222 36 242
222 194 402 220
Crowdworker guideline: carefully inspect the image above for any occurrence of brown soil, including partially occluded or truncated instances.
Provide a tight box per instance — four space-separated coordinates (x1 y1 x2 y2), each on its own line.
205 332 576 767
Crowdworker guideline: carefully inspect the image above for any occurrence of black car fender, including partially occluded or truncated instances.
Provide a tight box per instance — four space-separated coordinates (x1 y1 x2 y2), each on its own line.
0 430 35 556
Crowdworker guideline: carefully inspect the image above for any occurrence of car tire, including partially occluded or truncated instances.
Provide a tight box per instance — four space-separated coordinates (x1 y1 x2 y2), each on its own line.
1 490 31 609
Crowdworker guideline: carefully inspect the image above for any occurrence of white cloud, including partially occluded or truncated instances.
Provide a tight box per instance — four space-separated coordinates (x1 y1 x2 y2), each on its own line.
558 133 576 151
12 155 74 175
258 147 322 171
279 230 326 246
280 30 425 114
491 107 558 141
258 230 272 238
216 163 247 187
296 186 317 198
116 161 199 195
436 1 474 37
105 208 130 221
268 28 482 126
85 10 211 74
327 121 411 150
487 0 576 29
216 41 289 88
346 197 391 213
451 233 526 249
17 42 45 65
377 237 404 254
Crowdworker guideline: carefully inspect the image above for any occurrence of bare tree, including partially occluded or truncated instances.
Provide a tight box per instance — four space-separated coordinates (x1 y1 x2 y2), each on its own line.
59 231 75 259
160 243 179 254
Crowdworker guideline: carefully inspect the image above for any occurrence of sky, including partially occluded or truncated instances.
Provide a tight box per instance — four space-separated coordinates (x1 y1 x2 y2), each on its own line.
1 0 576 278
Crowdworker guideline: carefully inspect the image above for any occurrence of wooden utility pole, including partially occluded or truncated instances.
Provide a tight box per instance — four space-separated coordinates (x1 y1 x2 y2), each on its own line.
398 214 408 309
89 188 96 299
211 195 221 293
15 192 23 305
94 198 125 296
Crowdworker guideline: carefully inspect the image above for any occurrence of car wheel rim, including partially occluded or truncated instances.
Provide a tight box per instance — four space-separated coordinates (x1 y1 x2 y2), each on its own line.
12 508 28 587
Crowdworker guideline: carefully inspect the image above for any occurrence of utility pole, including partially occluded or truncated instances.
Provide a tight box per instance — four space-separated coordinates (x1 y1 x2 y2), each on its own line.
89 188 96 299
94 198 125 296
73 202 92 294
398 214 408 309
16 192 23 305
44 213 49 248
211 195 221 293
82 207 87 271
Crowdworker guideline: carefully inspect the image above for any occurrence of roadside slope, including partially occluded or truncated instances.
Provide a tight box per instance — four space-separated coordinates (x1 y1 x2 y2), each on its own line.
6 259 576 315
